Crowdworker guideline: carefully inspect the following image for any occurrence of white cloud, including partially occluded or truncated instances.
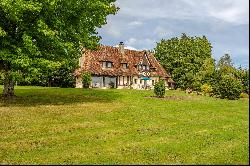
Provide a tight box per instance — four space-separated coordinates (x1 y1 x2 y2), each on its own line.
102 24 121 38
115 0 249 25
128 21 143 27
125 46 138 50
125 38 156 50
154 26 172 38
208 1 249 25
114 44 138 50
126 37 137 46
99 0 249 68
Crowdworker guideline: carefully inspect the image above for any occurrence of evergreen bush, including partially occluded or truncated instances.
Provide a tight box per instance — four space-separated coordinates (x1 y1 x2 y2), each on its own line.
154 79 165 98
81 72 92 88
218 75 242 100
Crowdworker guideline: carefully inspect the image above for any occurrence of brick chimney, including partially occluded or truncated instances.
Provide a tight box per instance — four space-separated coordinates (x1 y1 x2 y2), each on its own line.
118 42 125 55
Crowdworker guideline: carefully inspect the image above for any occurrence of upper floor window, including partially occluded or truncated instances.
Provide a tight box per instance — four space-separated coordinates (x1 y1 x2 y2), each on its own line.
102 61 113 68
122 63 128 69
142 65 149 70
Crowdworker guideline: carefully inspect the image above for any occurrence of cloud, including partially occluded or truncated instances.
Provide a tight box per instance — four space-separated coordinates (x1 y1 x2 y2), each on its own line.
125 38 156 50
128 21 143 27
115 0 249 25
154 26 172 38
125 46 138 50
98 0 249 68
207 0 249 25
126 38 137 46
101 23 121 38
114 44 138 50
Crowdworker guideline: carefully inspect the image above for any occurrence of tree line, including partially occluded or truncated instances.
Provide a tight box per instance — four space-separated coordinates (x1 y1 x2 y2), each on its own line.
154 33 249 100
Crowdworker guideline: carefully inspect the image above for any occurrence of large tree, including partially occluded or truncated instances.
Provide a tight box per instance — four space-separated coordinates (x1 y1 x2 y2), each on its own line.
154 33 214 90
0 0 117 97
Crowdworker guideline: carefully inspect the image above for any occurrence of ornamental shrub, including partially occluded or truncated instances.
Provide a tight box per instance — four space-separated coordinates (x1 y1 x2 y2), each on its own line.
239 93 249 98
81 72 92 88
154 79 165 98
201 84 213 96
109 81 115 89
218 75 242 100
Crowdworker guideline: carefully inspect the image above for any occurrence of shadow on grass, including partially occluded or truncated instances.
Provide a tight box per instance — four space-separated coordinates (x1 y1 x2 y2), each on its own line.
0 88 121 107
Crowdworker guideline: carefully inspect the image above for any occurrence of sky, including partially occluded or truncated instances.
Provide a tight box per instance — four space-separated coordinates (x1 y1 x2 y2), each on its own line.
97 0 249 68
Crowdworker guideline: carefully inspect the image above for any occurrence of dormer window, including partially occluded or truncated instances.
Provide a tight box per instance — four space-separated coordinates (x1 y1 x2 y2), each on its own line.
102 61 113 68
142 65 149 70
122 63 128 69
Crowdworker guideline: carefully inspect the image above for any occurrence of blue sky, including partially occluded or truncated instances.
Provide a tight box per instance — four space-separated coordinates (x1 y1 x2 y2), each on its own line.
98 0 249 68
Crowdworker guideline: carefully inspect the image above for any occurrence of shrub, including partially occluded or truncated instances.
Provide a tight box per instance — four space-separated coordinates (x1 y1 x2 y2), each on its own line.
154 79 165 98
239 93 249 98
218 75 242 100
81 72 92 88
109 81 115 88
201 84 213 96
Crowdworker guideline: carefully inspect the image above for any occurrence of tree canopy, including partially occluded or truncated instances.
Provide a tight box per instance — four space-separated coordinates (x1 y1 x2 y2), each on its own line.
0 0 118 96
154 33 214 90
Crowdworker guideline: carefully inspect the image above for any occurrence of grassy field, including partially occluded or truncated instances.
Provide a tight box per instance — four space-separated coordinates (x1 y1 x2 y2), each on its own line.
0 86 249 164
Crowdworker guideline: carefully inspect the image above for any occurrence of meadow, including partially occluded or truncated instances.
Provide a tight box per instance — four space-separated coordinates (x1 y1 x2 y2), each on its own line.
0 86 249 164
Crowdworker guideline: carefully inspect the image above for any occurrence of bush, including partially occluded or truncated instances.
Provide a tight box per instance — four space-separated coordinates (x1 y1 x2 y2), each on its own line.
81 72 92 88
154 79 165 98
109 81 115 88
218 75 242 100
201 84 213 96
239 93 249 98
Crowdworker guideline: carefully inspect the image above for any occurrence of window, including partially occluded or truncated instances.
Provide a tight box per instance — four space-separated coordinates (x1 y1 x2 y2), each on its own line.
122 63 128 69
142 65 148 70
102 62 106 68
102 61 113 68
107 62 112 68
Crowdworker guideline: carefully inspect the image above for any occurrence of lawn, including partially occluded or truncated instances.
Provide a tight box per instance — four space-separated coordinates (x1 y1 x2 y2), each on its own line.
0 86 249 164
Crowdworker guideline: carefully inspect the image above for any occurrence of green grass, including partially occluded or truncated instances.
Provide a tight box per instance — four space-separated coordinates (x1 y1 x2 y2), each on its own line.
0 86 249 164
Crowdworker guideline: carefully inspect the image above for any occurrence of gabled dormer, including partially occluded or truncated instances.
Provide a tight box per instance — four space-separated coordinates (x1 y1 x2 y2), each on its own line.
137 51 151 71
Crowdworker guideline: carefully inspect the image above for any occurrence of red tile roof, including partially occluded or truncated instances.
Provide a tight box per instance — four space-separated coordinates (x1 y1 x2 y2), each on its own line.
74 45 173 80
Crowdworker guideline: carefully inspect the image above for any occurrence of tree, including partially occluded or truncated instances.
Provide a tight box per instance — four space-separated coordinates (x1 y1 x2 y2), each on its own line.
235 67 249 94
154 33 214 90
212 54 247 100
23 60 77 87
0 0 118 97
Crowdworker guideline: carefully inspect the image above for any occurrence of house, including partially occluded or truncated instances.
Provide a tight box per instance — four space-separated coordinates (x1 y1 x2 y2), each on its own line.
74 42 175 89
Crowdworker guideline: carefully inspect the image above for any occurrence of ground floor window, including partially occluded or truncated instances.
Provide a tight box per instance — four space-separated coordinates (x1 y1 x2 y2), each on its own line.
92 76 116 88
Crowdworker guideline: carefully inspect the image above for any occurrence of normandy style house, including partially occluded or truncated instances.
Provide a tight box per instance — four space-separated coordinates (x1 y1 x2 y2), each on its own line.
74 42 174 90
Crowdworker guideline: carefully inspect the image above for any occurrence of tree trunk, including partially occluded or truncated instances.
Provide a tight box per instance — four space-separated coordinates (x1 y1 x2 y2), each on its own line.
2 72 15 97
